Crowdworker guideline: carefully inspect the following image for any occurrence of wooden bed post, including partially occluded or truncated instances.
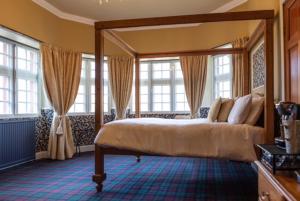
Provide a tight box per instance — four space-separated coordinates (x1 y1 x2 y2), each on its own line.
243 48 250 95
135 57 141 162
135 57 141 118
93 145 107 192
264 18 275 143
95 29 104 133
94 29 106 192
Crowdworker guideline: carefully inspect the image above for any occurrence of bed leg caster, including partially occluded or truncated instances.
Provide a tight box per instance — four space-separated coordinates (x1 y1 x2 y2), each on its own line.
93 173 106 193
96 184 103 192
136 156 141 162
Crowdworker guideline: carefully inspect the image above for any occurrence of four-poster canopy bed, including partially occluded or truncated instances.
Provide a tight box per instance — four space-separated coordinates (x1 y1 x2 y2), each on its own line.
93 10 275 192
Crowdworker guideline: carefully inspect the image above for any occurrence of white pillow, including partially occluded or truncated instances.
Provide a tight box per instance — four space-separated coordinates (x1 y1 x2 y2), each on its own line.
228 94 252 124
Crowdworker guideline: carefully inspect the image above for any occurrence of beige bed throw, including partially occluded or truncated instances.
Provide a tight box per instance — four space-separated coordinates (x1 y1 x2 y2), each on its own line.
95 118 264 162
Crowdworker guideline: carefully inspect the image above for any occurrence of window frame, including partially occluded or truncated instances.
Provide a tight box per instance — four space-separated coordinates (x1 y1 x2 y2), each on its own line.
68 56 114 115
0 36 41 118
69 57 189 115
68 56 95 115
139 58 189 114
212 44 233 100
103 61 114 114
0 38 13 117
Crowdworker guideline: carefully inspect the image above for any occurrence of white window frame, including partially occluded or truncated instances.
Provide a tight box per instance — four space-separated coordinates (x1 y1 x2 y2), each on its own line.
69 56 96 115
140 59 189 114
212 44 233 100
69 55 114 115
103 61 114 114
0 38 13 117
0 36 41 118
69 57 189 115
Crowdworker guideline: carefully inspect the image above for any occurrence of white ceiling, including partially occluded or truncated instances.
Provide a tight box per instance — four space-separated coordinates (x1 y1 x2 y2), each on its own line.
40 0 245 22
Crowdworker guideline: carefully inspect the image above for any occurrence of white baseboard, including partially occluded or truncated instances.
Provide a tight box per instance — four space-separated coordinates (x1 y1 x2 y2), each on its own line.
35 151 48 160
35 145 95 160
78 145 95 152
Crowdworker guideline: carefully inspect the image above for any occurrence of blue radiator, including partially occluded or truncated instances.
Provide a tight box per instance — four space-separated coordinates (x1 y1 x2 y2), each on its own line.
0 119 36 170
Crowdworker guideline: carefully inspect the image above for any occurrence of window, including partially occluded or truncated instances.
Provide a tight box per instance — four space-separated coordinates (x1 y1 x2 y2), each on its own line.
69 57 189 114
69 56 97 114
130 68 136 113
140 63 150 112
16 46 39 114
69 63 86 113
90 61 96 112
103 62 110 113
69 56 113 114
213 44 233 99
174 63 189 111
153 85 170 112
0 40 13 115
0 37 40 116
152 62 171 112
139 59 189 113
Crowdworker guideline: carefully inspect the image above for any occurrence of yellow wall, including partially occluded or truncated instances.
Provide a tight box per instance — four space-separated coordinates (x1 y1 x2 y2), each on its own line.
0 0 126 55
0 0 280 55
0 0 283 100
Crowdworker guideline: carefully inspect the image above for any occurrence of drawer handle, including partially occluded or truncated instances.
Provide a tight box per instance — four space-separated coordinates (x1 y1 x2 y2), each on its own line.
259 192 270 201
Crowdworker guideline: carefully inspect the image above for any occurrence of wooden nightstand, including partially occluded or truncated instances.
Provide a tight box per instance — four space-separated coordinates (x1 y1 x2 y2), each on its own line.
256 161 300 201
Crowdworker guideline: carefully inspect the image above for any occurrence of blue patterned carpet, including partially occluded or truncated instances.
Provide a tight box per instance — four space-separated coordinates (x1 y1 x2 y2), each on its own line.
0 152 257 201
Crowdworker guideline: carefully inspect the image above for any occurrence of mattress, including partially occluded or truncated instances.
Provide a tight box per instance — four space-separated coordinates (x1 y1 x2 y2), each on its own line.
94 118 264 162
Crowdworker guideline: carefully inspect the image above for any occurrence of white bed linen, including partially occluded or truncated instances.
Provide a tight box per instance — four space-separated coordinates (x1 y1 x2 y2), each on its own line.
94 118 264 162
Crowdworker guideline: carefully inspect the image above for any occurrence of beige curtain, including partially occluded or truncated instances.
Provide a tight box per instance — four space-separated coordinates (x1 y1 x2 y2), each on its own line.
108 56 134 120
41 44 82 160
232 37 249 98
180 56 208 119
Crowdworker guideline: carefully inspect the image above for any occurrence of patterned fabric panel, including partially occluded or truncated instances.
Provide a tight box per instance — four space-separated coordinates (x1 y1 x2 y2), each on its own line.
252 43 265 89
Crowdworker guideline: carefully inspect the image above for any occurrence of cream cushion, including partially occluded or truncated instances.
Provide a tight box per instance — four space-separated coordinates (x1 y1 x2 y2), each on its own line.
217 99 234 122
228 94 252 124
207 97 222 122
245 97 264 125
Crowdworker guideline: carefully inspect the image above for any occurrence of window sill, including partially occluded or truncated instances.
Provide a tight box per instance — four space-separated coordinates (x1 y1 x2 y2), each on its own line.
65 112 190 116
0 115 39 121
139 112 189 115
67 113 95 116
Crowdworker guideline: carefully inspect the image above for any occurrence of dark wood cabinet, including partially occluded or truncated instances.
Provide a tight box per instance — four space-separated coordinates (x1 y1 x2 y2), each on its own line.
284 0 300 103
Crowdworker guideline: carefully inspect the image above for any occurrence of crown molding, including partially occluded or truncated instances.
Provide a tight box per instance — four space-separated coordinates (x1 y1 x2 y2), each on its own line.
32 0 96 26
32 0 248 28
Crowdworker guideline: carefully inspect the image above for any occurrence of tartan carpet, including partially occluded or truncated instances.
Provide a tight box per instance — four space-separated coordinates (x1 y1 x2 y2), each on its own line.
0 152 257 201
